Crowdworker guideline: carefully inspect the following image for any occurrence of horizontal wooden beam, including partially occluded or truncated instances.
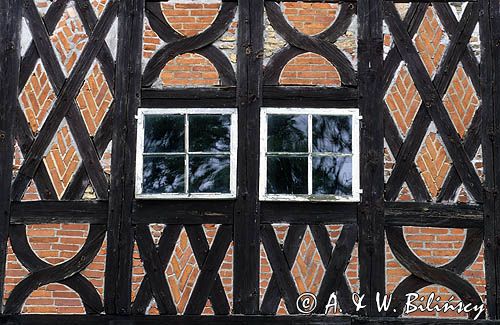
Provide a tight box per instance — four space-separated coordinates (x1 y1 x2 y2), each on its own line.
141 86 358 108
132 200 234 224
10 200 483 228
141 87 236 108
145 0 473 3
0 315 492 324
263 86 358 108
385 202 483 228
260 202 357 224
10 201 108 224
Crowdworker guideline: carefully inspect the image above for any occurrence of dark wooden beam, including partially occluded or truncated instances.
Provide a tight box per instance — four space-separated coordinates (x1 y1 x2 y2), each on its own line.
141 87 236 108
233 0 264 314
480 0 500 319
263 86 358 108
104 0 144 315
358 0 385 316
10 201 108 224
132 200 234 224
260 202 357 224
385 202 483 228
0 0 22 313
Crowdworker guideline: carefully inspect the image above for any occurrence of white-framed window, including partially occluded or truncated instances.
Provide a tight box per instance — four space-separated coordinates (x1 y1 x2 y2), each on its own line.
259 107 361 202
135 108 238 199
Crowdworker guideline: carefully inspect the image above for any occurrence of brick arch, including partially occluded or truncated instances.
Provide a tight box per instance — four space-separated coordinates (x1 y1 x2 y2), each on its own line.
26 224 90 265
403 226 466 267
282 2 339 36
279 53 341 86
159 53 220 87
161 1 222 37
22 284 85 314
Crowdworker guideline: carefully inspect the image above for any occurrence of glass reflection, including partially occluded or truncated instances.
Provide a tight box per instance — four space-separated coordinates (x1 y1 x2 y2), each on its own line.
189 114 231 152
268 114 308 152
189 155 230 193
143 156 185 193
313 115 352 153
144 115 184 153
267 156 307 194
313 156 352 196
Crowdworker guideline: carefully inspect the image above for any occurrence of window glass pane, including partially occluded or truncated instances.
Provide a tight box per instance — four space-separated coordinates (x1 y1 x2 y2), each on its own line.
268 114 308 152
189 114 231 152
313 115 352 153
144 115 185 153
267 156 308 194
313 156 352 196
189 155 230 193
143 156 185 193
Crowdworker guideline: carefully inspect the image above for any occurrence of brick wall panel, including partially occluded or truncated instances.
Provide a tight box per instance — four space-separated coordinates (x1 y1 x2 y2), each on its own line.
442 64 480 139
158 53 220 88
413 6 448 78
43 121 81 199
76 61 113 136
19 61 57 134
50 2 89 76
279 53 341 87
415 129 451 200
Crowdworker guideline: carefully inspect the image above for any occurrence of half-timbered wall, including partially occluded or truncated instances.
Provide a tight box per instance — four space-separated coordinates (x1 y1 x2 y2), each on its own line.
0 0 499 323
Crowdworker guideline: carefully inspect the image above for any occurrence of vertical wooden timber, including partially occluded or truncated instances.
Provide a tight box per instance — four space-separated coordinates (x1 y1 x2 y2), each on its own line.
0 0 21 314
104 0 144 314
358 0 385 316
234 0 264 314
481 0 500 319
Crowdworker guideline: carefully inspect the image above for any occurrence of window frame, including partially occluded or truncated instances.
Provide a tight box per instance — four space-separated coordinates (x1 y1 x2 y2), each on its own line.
259 107 361 202
135 108 238 200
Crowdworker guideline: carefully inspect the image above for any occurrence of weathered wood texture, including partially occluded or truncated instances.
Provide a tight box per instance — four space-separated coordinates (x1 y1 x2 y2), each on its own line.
0 0 22 313
357 0 385 317
480 0 500 319
104 0 144 315
1 0 499 323
233 0 264 314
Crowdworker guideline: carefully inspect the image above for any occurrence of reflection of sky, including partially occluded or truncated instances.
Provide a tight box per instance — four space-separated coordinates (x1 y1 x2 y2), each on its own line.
190 156 229 192
143 158 184 193
313 116 352 153
313 156 352 195
268 114 308 152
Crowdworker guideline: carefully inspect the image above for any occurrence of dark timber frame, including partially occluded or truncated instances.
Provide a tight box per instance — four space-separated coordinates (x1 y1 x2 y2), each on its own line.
1 0 500 324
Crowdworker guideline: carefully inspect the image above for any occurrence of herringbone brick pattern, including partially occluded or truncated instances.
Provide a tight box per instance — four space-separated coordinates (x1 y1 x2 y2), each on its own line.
19 62 57 134
50 4 88 76
8 1 487 316
385 65 422 137
76 62 113 135
43 124 81 198
442 64 480 138
415 131 451 199
414 6 447 77
291 228 325 295
166 228 200 314
90 0 108 18
131 225 233 315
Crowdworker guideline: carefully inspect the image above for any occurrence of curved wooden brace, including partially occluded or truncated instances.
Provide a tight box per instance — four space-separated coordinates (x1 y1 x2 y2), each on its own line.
386 227 484 319
142 2 237 87
5 225 106 314
264 2 356 86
